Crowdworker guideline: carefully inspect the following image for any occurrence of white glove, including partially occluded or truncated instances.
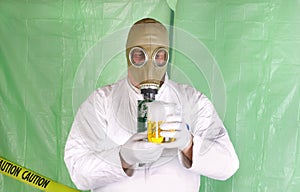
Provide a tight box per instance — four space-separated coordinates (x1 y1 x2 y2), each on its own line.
160 114 192 150
120 132 164 165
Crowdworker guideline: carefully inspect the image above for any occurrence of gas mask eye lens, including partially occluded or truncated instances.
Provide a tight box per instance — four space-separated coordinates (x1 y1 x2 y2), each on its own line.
153 48 169 67
129 47 148 67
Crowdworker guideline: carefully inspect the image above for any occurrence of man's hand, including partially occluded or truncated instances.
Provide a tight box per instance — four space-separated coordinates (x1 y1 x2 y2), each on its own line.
160 114 192 151
120 132 164 166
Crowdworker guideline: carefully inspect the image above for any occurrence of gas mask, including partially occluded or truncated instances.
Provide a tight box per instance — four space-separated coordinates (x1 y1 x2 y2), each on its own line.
126 18 169 99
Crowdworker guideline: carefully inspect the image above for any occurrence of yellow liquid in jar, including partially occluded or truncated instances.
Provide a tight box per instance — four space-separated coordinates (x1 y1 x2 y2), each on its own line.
147 120 176 143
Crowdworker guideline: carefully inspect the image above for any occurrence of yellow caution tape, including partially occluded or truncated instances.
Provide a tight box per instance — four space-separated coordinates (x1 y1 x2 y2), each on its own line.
0 156 79 192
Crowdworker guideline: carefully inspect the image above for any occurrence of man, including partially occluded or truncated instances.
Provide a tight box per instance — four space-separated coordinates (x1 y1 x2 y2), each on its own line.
64 18 239 192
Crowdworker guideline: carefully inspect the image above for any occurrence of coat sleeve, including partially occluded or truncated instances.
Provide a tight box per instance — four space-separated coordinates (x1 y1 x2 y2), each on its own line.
180 87 239 180
64 88 128 190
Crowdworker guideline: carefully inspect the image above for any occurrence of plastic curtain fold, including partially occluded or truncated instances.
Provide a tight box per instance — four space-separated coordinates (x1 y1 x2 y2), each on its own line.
1 0 300 192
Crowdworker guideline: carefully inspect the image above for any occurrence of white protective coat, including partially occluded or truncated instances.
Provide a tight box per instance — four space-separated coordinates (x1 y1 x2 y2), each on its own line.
64 76 239 192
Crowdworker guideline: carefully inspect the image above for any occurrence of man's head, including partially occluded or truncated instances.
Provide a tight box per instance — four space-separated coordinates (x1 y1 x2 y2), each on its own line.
126 18 169 89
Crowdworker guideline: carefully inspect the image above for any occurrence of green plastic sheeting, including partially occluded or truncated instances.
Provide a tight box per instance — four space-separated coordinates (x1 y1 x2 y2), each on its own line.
0 0 299 192
173 1 300 191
